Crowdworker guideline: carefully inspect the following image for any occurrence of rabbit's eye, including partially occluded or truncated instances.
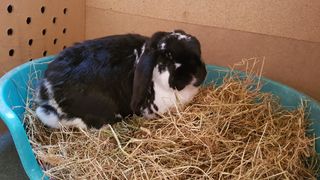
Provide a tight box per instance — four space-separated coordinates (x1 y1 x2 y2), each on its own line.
165 52 173 60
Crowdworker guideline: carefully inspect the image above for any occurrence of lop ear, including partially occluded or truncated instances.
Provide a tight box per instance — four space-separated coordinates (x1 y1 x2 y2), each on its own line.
130 49 158 113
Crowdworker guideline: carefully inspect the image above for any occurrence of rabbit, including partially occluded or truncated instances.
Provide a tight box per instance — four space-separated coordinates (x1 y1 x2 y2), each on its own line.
35 30 207 129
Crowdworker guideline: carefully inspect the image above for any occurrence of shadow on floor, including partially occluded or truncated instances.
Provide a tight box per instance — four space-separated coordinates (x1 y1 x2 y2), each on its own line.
0 132 28 180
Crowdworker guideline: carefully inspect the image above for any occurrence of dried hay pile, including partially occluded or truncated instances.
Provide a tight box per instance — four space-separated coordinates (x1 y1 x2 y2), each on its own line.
24 60 319 179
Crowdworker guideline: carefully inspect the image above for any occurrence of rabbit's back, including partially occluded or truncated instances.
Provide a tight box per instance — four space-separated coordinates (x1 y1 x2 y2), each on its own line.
36 34 147 129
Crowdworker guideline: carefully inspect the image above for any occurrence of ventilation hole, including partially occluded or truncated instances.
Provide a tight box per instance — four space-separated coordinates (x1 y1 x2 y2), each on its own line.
62 28 67 34
42 28 46 35
43 50 47 56
40 6 46 13
53 38 58 45
7 28 13 36
26 17 31 24
9 49 14 56
52 17 57 24
7 5 13 13
63 46 66 50
63 8 68 14
28 39 33 46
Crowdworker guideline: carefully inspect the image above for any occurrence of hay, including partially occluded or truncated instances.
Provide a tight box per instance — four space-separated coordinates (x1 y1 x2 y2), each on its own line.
23 59 319 179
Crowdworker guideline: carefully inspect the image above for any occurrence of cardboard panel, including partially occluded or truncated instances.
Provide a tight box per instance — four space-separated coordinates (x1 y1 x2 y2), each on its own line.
86 7 320 101
87 0 320 42
0 0 86 75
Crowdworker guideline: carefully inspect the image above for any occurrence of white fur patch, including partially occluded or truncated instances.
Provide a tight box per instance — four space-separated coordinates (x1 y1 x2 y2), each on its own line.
36 79 87 129
115 114 122 118
160 43 166 50
34 79 52 105
175 78 199 104
42 79 64 115
43 79 53 96
36 106 87 129
141 43 146 52
171 32 191 40
142 65 198 117
36 106 60 128
34 88 41 104
175 63 182 68
142 109 156 119
134 49 139 63
60 118 87 129
135 43 146 64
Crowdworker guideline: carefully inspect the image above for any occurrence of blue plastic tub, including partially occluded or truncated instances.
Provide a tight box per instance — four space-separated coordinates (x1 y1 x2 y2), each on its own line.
0 56 319 179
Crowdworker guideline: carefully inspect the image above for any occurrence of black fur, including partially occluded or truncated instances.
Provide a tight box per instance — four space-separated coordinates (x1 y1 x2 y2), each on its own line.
41 104 58 115
37 30 207 128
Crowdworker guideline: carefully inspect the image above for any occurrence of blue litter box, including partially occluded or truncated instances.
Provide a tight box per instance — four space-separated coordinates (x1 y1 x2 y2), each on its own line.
0 56 319 179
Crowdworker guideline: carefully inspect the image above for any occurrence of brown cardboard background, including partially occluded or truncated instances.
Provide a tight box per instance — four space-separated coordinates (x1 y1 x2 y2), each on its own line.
86 7 320 101
87 0 320 43
0 0 86 133
0 0 86 74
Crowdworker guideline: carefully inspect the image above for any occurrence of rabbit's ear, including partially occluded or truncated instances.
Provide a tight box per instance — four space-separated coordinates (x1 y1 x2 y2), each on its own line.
131 49 158 113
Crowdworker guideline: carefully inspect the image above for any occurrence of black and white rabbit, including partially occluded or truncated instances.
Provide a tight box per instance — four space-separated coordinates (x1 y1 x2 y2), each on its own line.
35 30 207 129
